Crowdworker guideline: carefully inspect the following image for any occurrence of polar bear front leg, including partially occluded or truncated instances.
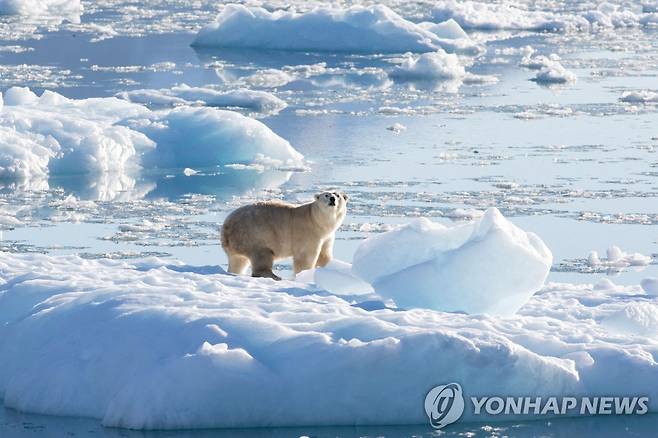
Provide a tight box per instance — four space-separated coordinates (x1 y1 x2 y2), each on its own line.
293 243 322 274
250 248 281 280
316 237 334 267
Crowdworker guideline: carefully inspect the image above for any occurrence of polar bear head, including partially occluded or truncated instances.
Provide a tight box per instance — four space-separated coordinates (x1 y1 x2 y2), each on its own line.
313 191 348 227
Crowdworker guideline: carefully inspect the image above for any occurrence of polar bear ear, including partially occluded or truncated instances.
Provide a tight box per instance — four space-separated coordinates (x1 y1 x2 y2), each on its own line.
340 192 348 201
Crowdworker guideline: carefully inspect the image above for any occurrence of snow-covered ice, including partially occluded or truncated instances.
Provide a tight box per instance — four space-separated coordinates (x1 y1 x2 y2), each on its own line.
2 250 658 428
351 208 552 316
193 5 455 53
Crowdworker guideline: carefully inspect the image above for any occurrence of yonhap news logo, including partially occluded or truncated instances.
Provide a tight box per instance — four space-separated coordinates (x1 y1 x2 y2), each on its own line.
424 383 465 429
424 383 649 430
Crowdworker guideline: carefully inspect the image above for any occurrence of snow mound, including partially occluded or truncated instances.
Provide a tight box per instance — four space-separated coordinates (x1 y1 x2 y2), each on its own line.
601 302 658 337
117 84 287 115
0 0 81 16
193 4 451 53
351 208 552 315
2 252 658 429
587 246 652 268
531 60 577 84
296 259 374 296
620 90 658 103
432 0 657 32
0 87 303 182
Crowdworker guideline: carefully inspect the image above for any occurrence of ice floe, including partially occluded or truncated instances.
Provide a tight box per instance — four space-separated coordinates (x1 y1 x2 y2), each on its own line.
116 84 287 115
0 0 82 16
531 60 577 84
587 246 653 268
0 87 303 183
2 250 658 428
390 51 465 80
193 4 455 53
620 90 658 103
388 51 496 90
351 208 552 316
431 0 658 32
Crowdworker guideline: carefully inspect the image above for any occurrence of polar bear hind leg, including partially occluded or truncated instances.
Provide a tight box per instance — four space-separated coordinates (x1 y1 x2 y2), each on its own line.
250 248 281 280
228 253 250 275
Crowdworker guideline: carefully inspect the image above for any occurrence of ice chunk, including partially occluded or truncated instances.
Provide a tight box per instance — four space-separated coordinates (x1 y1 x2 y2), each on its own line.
390 51 465 80
531 60 577 84
296 259 374 296
587 246 652 268
193 5 447 53
117 84 287 115
386 123 406 133
620 90 658 103
351 208 552 315
0 0 82 16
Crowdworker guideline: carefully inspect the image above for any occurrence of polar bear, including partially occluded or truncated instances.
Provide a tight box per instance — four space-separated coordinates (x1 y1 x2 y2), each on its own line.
221 191 348 280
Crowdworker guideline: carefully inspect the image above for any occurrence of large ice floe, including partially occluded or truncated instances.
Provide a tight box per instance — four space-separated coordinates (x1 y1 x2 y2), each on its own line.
193 4 471 53
352 208 552 316
0 86 303 183
431 0 658 31
2 244 658 428
0 0 82 16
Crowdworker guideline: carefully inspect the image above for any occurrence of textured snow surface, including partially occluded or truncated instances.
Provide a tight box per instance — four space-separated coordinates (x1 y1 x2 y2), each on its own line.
352 208 552 315
0 87 303 181
1 251 658 429
193 4 455 53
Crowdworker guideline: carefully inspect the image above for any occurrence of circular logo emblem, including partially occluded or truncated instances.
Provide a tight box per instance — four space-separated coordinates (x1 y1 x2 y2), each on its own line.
424 383 465 429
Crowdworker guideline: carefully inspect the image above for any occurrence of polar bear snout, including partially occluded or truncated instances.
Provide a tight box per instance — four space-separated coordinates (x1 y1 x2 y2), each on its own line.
315 191 347 209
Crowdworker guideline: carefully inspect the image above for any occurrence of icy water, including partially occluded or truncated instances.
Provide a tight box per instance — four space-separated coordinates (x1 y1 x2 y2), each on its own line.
3 405 658 438
1 0 658 436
